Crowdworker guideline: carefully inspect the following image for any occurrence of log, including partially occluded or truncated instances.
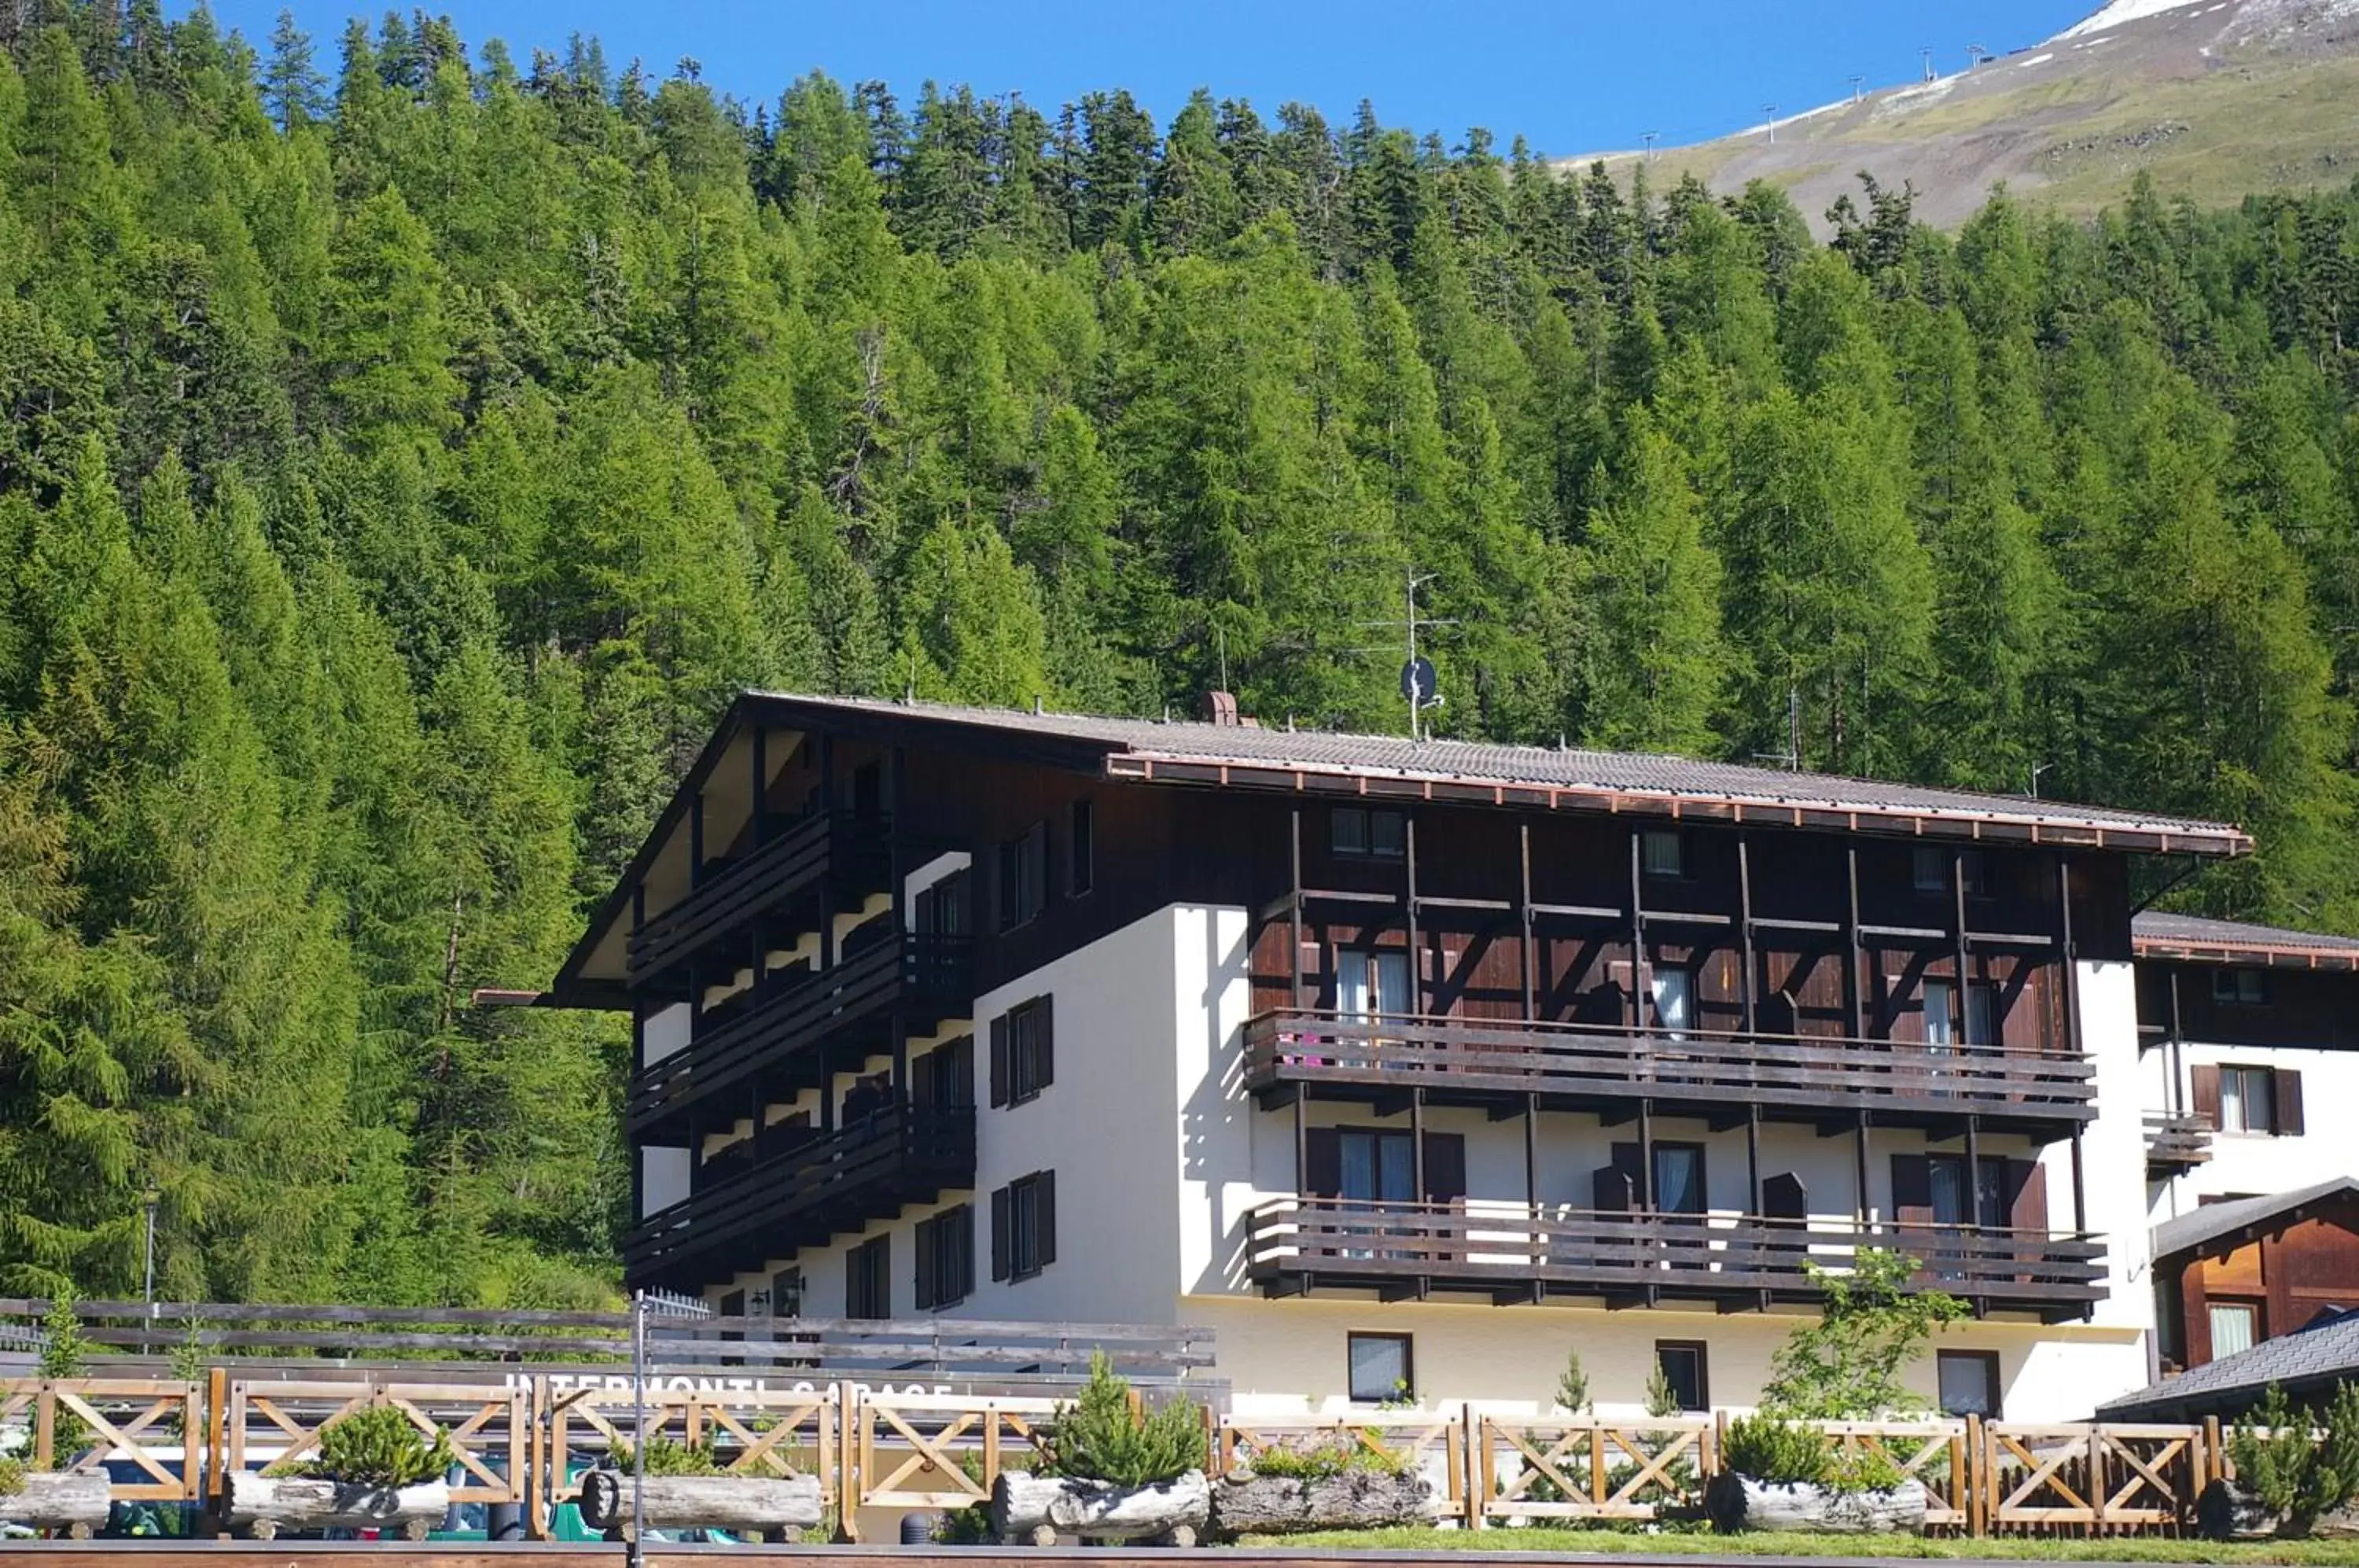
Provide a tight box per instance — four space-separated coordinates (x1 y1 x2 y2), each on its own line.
0 1472 112 1537
2199 1479 2359 1541
1706 1473 1928 1534
577 1470 823 1542
991 1470 1210 1544
224 1474 450 1540
1209 1469 1434 1536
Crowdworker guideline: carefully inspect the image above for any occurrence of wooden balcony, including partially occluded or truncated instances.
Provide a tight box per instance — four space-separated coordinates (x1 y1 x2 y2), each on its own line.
1244 1197 2106 1321
627 810 892 985
627 934 973 1137
2144 1111 2214 1177
1243 1010 2096 1136
626 1102 976 1290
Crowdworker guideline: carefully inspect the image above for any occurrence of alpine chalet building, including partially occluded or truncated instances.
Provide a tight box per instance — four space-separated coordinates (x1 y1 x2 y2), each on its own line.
547 692 2258 1421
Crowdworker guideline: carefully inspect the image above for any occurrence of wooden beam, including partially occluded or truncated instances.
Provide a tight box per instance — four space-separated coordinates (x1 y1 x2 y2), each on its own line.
1290 809 1304 1011
1405 812 1421 1016
750 726 768 847
1520 823 1537 1023
1739 834 1758 1036
1846 847 1868 1039
1629 830 1647 1032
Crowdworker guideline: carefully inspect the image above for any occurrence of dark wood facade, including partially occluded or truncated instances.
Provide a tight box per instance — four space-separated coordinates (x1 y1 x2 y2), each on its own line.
570 698 2209 1301
2158 1192 2359 1370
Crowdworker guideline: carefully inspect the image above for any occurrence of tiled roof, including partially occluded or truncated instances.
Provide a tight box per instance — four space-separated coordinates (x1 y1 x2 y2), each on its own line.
743 694 2251 852
2133 911 2359 967
2100 1306 2359 1419
2151 1178 2359 1261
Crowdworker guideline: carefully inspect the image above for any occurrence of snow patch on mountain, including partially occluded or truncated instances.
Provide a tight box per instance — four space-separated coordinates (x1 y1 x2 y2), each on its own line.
2055 0 2208 38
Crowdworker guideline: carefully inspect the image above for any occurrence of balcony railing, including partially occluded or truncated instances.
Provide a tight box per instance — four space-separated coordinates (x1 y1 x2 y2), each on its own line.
1243 1009 2096 1133
2144 1111 2214 1176
1245 1197 2105 1320
627 810 892 984
626 1102 976 1289
628 933 973 1136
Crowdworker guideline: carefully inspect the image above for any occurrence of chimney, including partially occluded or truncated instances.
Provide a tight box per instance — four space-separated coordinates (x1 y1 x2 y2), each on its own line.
1199 690 1240 727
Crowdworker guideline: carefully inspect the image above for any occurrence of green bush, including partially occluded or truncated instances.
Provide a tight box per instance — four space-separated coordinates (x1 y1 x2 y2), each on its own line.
36 1297 92 1464
270 1406 457 1487
1047 1353 1206 1488
2229 1383 2359 1535
608 1434 723 1476
0 1456 24 1496
1724 1415 1832 1486
1247 1438 1408 1480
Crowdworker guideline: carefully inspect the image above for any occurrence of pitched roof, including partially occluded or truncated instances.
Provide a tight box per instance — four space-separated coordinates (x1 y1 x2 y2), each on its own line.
2152 1178 2359 1261
2099 1307 2359 1421
738 694 2252 853
2133 911 2359 970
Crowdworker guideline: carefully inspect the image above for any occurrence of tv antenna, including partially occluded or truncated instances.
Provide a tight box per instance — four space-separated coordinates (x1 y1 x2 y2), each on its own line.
1751 687 1803 771
1762 104 1778 144
2029 761 2051 800
1355 570 1456 742
1849 74 1865 103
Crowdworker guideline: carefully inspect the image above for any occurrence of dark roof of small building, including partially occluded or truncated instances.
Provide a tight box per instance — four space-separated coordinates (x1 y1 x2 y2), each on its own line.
2133 911 2359 970
2152 1178 2359 1262
2099 1306 2359 1421
739 694 2250 853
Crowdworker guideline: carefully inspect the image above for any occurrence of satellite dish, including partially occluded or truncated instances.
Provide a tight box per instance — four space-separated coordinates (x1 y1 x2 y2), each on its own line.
1400 657 1439 708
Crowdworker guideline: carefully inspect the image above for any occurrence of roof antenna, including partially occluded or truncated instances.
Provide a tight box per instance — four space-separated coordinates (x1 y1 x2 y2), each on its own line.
1356 568 1456 742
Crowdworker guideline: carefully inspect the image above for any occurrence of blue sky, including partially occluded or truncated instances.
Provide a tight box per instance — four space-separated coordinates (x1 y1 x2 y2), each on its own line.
189 0 2109 155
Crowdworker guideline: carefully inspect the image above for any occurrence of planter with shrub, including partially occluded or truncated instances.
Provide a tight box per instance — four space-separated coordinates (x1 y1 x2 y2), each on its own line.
1209 1438 1433 1536
229 1406 455 1540
2198 1384 2359 1540
1706 1415 1927 1533
0 1458 111 1539
578 1436 823 1543
990 1354 1209 1547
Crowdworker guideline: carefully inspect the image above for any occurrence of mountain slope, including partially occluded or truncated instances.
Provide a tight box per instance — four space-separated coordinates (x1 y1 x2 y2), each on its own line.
1587 0 2359 227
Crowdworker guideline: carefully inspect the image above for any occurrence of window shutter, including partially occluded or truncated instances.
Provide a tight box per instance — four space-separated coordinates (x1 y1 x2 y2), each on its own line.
2191 1064 2222 1129
1421 1132 1467 1204
2274 1069 2305 1137
1026 822 1048 916
1036 1169 1057 1268
911 1049 937 1110
958 1204 977 1300
989 1014 1009 1107
915 1219 937 1310
1594 1143 1643 1212
1304 1128 1342 1198
2008 1160 2049 1232
1036 994 1054 1090
1890 1154 1934 1226
991 1185 1010 1281
1762 1171 1808 1221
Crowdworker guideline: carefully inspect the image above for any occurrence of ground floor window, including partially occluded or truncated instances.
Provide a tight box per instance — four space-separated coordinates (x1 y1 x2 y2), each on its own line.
1937 1349 2002 1417
915 1205 975 1310
1653 1341 1709 1412
2210 1301 2260 1359
1348 1332 1414 1404
846 1234 891 1320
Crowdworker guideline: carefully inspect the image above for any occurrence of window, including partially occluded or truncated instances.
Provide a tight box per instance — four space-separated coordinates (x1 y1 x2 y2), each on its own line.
1654 1342 1709 1412
915 1036 974 1110
996 823 1047 931
1330 807 1407 858
1069 800 1095 896
992 1171 1058 1282
1928 1154 2009 1228
769 1267 804 1320
915 870 970 937
1340 1129 1417 1203
845 1235 891 1320
1347 1332 1414 1404
990 997 1054 1107
1653 1144 1707 1216
1641 830 1684 878
2210 1302 2259 1359
1967 982 1997 1048
1914 847 1985 897
1927 980 1999 1050
915 1205 975 1310
2219 1065 2276 1134
1938 1351 2002 1417
1338 949 1413 1023
1650 966 1694 1039
2213 968 2269 1007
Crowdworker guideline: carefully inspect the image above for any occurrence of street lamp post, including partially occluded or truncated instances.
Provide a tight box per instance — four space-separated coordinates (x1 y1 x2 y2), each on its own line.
141 1185 160 1354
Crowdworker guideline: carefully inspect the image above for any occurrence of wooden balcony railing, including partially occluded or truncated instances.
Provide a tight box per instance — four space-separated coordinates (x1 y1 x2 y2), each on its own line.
1245 1197 2106 1320
2144 1111 2214 1176
1243 1009 2096 1132
628 933 972 1136
627 810 892 983
627 1102 977 1288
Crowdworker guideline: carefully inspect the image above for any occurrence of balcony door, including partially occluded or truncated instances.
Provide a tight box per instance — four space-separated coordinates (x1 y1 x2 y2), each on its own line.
1305 1126 1467 1263
1337 948 1412 1069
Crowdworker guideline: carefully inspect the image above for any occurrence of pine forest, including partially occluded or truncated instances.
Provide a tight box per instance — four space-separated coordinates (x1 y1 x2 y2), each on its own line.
2 2 2357 1305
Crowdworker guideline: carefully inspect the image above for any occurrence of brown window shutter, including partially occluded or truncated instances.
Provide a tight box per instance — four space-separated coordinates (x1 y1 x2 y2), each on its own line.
2191 1063 2221 1128
915 1217 937 1310
1036 1169 1057 1268
2008 1159 2049 1232
1304 1128 1342 1197
1421 1132 1467 1204
1594 1143 1643 1212
1296 941 1323 1004
989 1014 1009 1107
1037 994 1054 1090
911 1049 936 1110
990 1185 1010 1281
1890 1154 1934 1226
2273 1069 2305 1136
1762 1171 1808 1221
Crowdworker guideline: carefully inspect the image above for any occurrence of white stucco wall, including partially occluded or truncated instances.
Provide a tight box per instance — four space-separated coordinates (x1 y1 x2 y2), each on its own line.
2145 1036 2359 1222
642 1000 690 1068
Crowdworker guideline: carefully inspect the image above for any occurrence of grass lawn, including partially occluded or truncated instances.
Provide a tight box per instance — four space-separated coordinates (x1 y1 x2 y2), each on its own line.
1240 1529 2359 1563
